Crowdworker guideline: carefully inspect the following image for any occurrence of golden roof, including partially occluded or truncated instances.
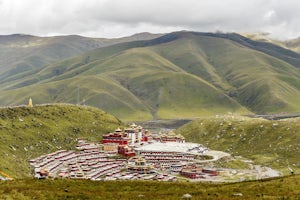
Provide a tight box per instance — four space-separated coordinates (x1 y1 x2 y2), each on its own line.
115 127 122 132
135 157 146 165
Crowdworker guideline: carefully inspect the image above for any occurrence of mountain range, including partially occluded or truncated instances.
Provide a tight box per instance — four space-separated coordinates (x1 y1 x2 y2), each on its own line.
1 31 300 120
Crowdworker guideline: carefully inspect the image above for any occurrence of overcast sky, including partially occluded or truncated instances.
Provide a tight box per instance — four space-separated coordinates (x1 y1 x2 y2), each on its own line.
0 0 299 39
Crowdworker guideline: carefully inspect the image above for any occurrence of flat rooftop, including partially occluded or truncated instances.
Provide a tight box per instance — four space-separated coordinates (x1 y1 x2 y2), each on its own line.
135 142 201 153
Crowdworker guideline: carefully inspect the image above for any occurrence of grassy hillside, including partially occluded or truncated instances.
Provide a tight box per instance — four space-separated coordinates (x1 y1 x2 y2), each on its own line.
2 31 300 120
0 76 153 121
0 175 299 199
0 104 122 178
0 33 162 85
0 35 104 83
213 32 300 68
176 115 300 174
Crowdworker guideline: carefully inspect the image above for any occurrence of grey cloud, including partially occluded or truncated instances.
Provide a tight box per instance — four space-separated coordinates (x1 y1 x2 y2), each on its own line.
0 0 299 39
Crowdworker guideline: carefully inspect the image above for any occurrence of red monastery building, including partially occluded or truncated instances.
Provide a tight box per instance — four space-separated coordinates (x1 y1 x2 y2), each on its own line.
101 124 151 157
102 128 129 145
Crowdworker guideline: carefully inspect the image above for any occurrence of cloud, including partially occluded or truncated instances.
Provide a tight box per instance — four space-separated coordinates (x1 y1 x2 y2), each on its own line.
0 0 299 39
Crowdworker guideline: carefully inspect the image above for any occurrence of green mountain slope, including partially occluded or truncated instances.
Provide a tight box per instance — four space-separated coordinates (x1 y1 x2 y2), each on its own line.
0 104 122 178
0 33 162 85
0 36 249 120
220 35 300 68
176 116 300 173
2 31 300 120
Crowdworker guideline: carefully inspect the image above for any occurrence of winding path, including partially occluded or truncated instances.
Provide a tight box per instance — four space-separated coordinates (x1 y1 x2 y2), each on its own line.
193 150 231 163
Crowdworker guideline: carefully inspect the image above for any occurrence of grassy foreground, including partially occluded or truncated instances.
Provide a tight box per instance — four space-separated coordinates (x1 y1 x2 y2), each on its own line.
0 175 299 199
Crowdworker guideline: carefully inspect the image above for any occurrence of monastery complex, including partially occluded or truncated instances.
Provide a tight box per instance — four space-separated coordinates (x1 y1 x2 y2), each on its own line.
30 124 279 182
